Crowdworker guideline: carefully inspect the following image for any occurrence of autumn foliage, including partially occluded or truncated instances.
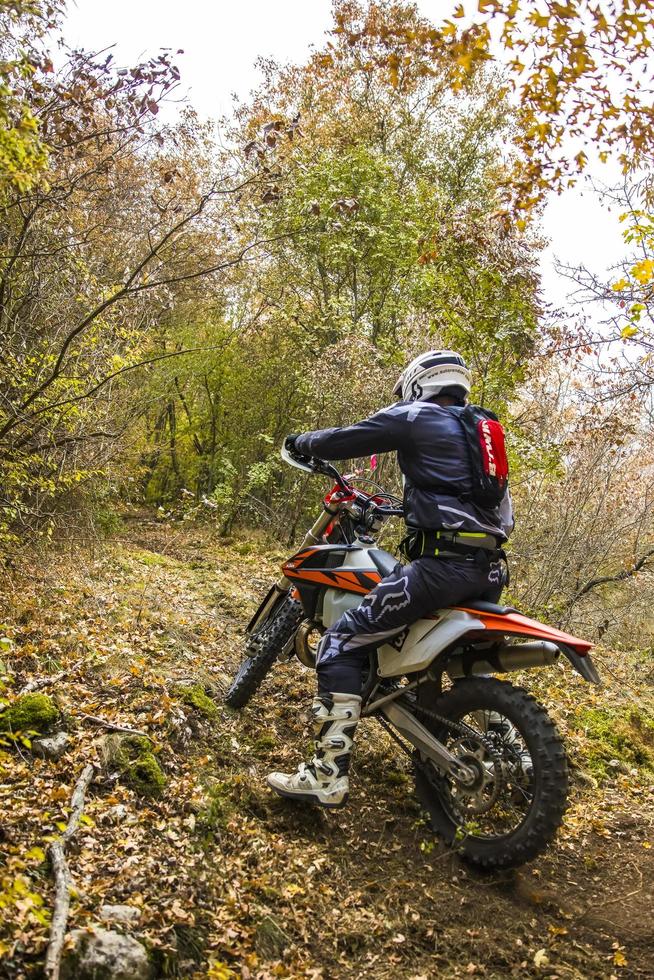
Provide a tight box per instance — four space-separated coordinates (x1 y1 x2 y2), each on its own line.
1 2 654 977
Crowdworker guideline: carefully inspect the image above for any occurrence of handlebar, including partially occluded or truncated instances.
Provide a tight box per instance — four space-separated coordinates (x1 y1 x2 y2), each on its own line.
373 503 405 517
285 447 403 516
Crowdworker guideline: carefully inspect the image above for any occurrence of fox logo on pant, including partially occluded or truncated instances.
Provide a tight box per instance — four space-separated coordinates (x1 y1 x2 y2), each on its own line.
374 575 411 614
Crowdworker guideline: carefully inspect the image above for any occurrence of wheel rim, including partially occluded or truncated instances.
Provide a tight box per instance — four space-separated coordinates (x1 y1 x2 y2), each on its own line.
428 708 536 841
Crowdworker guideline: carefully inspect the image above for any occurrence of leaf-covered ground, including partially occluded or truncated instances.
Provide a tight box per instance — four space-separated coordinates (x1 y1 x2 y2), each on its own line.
1 513 653 979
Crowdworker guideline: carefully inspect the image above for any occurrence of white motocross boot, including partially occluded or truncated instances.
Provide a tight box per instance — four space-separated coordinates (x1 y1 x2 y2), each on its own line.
267 693 361 808
485 711 534 782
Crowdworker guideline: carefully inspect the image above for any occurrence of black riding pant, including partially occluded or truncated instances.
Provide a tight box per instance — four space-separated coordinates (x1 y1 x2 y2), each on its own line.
316 553 504 696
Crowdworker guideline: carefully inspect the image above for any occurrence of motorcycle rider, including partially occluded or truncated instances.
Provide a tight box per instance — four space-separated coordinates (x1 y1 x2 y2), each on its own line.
267 351 514 808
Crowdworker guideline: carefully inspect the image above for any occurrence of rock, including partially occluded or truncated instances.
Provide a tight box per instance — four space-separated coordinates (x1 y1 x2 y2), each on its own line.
62 927 152 980
31 731 71 760
0 692 59 735
99 904 141 925
104 804 128 824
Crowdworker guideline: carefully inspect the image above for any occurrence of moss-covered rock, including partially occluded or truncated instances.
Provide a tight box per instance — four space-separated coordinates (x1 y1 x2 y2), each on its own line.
0 692 59 735
176 684 219 720
103 734 166 797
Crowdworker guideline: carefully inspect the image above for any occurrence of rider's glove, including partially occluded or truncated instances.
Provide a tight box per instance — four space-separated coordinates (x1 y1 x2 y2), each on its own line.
284 434 300 454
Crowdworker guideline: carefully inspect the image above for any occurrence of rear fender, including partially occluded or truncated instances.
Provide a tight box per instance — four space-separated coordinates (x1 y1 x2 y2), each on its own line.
376 612 601 684
560 645 602 684
455 606 593 655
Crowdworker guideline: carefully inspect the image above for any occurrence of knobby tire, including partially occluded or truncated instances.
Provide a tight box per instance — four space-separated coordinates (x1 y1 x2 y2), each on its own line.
413 676 569 871
224 596 303 709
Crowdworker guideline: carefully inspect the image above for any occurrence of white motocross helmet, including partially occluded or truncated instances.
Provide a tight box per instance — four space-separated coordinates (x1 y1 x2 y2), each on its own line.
393 350 471 403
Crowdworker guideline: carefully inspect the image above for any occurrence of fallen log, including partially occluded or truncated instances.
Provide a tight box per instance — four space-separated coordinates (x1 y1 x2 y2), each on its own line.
80 714 149 738
44 763 96 980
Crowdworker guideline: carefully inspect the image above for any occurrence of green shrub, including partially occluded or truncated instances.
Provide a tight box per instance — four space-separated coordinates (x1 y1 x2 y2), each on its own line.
577 706 654 781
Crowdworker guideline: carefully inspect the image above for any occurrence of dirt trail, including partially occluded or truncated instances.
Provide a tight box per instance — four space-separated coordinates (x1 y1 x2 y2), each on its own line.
1 517 653 979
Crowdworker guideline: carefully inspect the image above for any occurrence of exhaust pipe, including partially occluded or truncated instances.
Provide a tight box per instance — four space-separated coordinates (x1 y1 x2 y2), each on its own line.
294 620 323 668
446 640 559 679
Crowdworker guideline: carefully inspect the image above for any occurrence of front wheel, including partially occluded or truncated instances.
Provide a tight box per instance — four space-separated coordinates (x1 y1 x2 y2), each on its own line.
224 595 303 709
413 677 568 870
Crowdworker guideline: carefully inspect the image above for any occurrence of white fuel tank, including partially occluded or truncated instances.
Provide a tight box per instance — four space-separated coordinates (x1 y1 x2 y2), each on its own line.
321 546 377 629
322 589 363 628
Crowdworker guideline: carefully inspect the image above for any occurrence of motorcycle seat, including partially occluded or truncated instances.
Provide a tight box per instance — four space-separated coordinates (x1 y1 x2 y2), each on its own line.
369 548 399 579
459 599 519 615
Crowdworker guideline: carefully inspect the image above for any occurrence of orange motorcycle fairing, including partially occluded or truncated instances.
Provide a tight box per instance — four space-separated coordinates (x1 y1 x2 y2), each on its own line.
455 606 593 656
282 547 382 596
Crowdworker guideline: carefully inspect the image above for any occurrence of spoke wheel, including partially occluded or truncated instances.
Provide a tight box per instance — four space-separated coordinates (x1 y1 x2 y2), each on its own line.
413 677 568 870
224 596 303 709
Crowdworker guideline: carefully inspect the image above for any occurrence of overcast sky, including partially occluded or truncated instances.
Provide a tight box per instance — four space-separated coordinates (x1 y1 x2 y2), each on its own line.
63 0 627 312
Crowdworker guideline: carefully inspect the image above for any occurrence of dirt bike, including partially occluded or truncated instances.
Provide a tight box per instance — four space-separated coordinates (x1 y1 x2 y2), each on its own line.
225 446 600 869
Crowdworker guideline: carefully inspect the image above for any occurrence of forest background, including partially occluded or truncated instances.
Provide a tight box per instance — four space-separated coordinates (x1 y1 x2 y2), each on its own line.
2 0 654 640
2 1 654 977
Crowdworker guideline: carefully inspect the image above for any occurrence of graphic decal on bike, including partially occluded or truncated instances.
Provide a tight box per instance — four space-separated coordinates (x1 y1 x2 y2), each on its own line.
282 559 382 595
388 626 409 651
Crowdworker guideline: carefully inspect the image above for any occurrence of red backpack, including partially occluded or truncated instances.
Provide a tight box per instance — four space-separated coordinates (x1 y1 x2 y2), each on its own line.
457 405 509 509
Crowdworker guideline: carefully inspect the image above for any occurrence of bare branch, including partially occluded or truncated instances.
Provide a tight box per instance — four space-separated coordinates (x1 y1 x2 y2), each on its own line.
567 547 654 608
0 176 262 436
44 763 96 980
80 715 150 738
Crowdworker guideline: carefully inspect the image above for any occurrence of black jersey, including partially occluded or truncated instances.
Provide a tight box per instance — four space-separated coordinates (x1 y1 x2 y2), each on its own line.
295 401 514 541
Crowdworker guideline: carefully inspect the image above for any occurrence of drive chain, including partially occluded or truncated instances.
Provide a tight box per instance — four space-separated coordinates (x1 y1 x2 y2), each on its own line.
407 697 505 802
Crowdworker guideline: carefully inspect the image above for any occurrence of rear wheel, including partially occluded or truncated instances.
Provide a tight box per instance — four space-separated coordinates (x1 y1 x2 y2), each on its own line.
224 596 303 709
413 677 568 870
